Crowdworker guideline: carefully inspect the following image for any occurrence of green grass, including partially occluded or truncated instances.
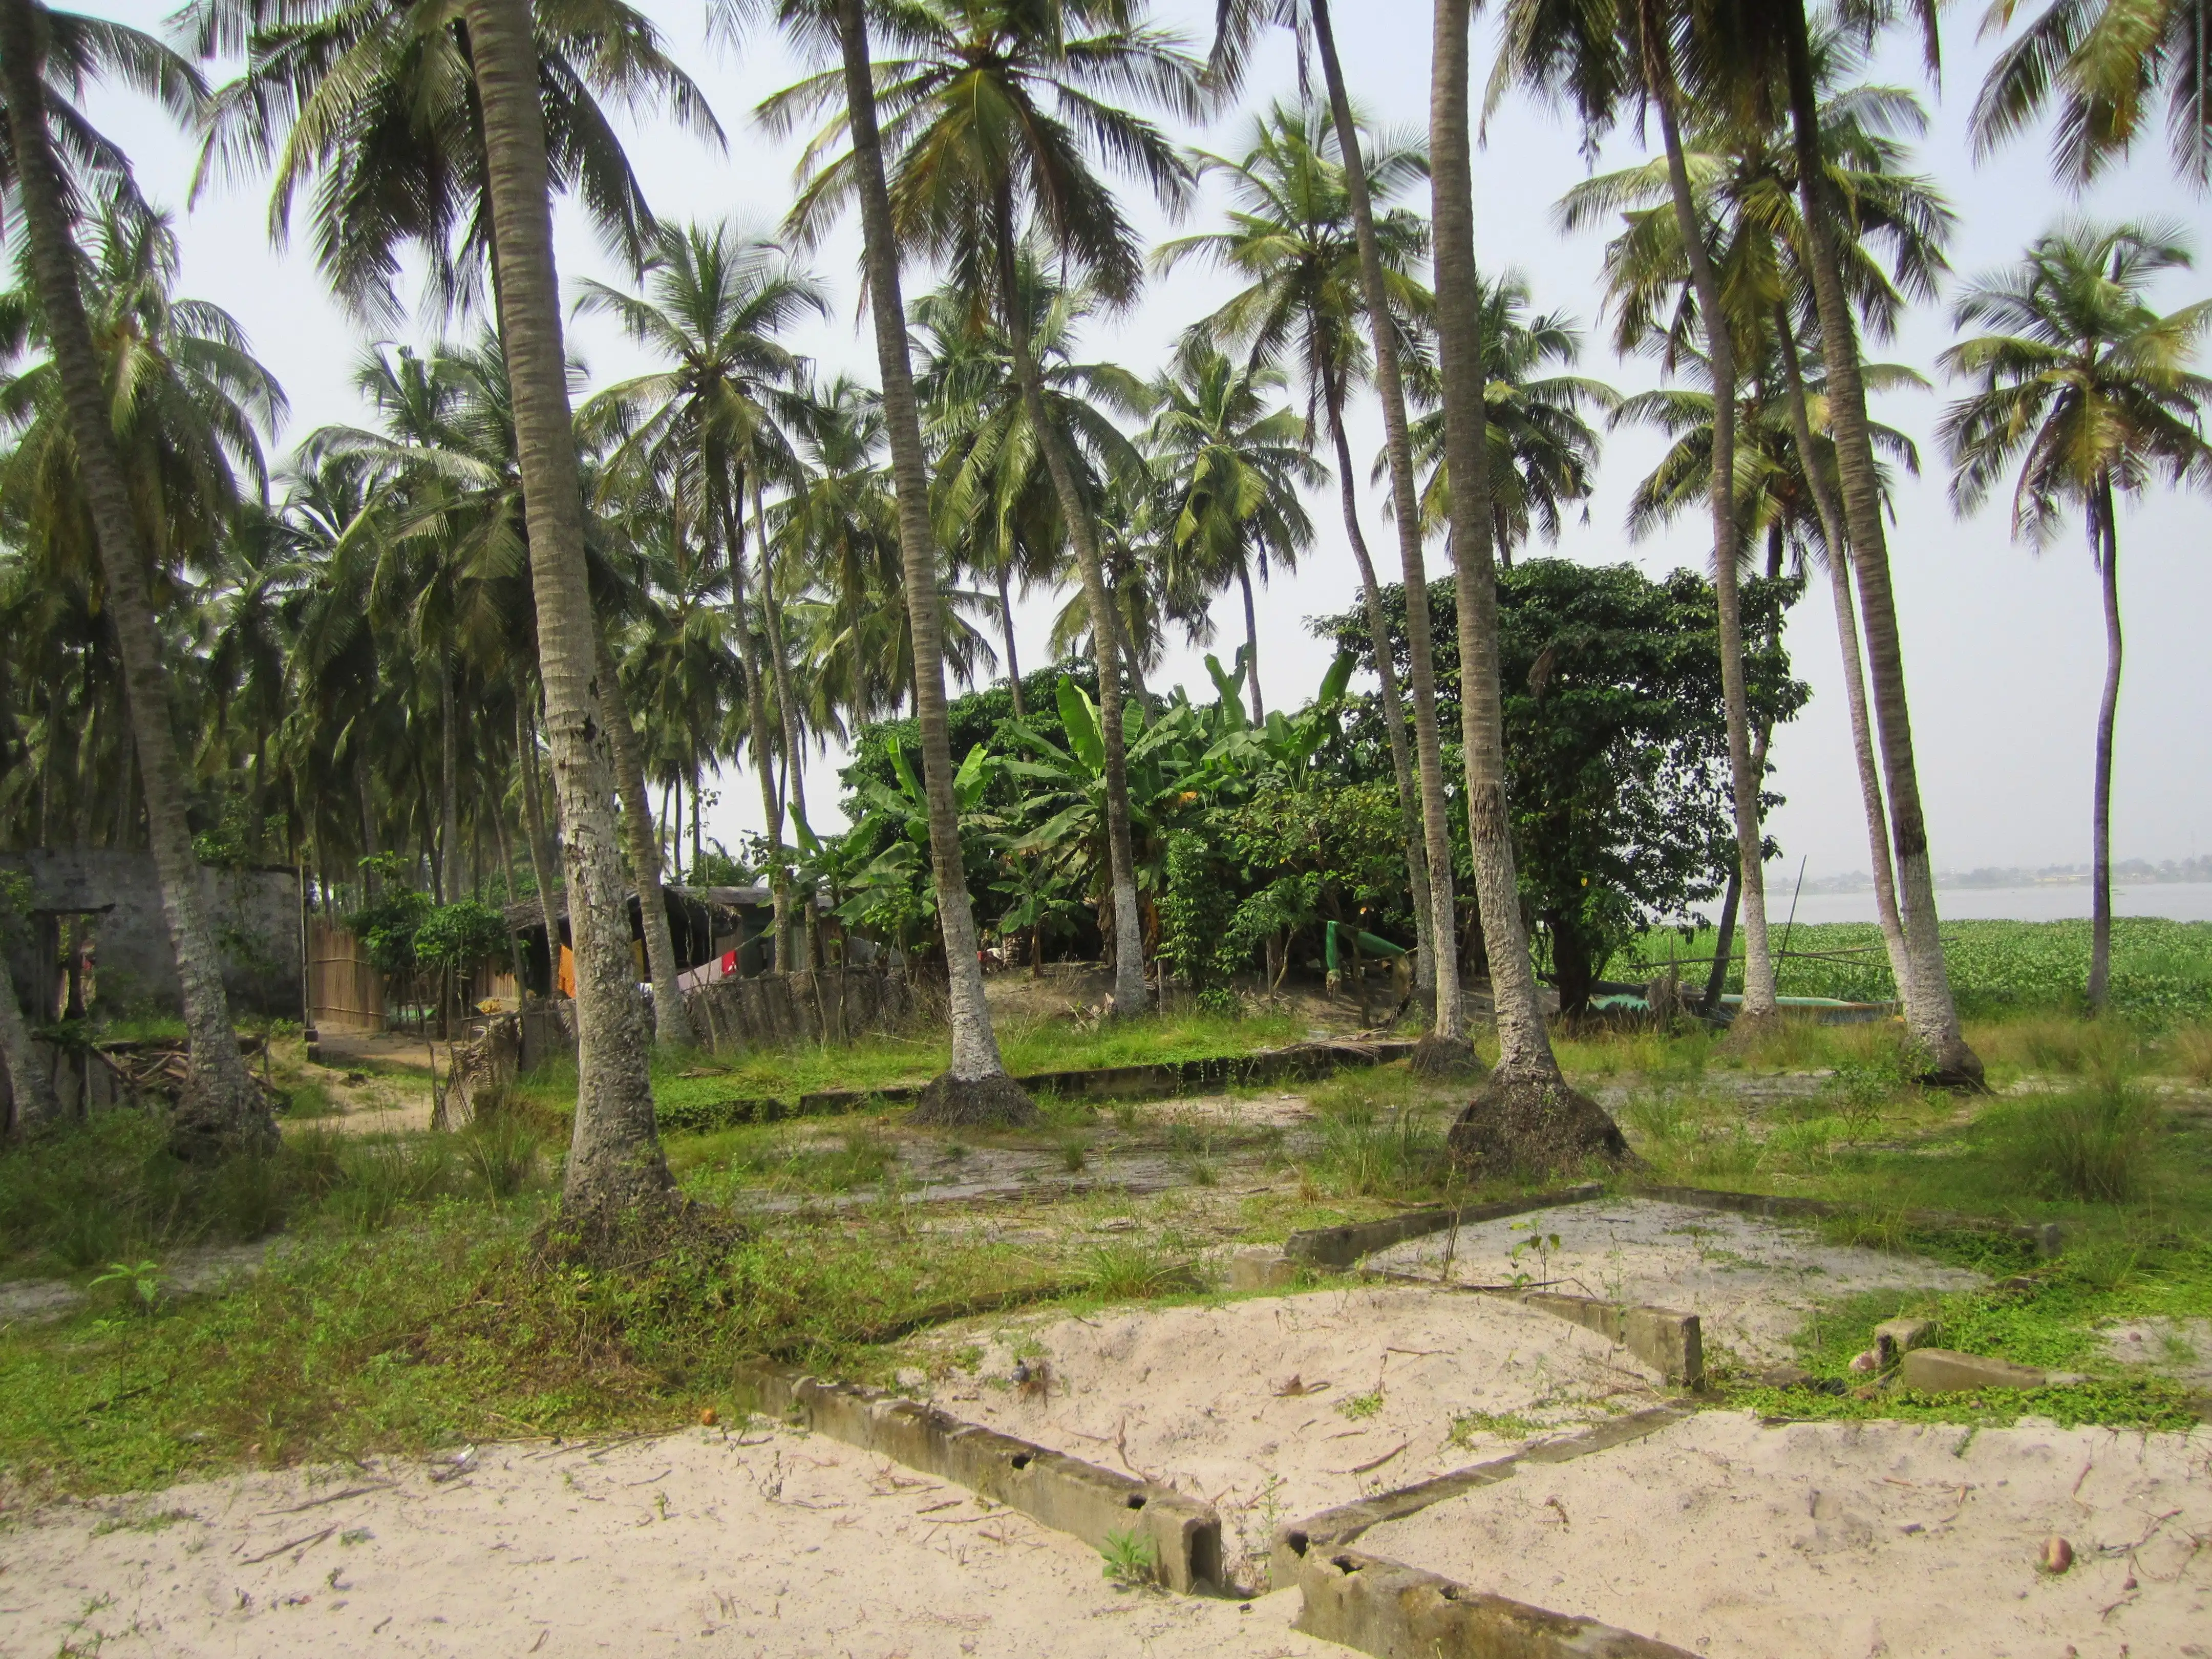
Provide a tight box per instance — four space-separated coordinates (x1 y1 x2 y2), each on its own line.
1615 918 2212 1019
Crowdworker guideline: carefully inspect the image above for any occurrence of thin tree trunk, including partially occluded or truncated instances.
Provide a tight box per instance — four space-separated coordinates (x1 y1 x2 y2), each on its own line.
1645 14 1778 1024
0 1 270 1154
1781 0 1980 1083
1429 0 1560 1080
597 638 698 1050
460 0 667 1211
491 795 530 997
833 0 1025 1114
727 490 790 972
0 950 59 1131
517 696 564 995
2089 480 2121 1010
1328 383 1436 1000
997 563 1025 716
993 197 1146 1018
1236 559 1265 722
440 653 463 903
357 752 381 897
1312 0 1465 1052
1773 302 1910 996
754 478 812 840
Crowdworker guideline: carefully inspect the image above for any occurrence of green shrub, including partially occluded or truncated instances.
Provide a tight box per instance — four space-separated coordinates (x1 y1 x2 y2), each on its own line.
2006 1080 2159 1203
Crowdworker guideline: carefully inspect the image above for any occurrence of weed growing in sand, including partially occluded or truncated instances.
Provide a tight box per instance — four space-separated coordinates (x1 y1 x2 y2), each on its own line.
1336 1389 1384 1420
1447 1409 1538 1445
1100 1526 1157 1585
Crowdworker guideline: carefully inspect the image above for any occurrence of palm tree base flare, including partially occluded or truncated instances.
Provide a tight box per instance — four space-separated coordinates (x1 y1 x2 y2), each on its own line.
1410 1032 1485 1081
1444 1073 1633 1181
170 1093 282 1164
534 1188 745 1271
1714 1006 1788 1058
909 1070 1040 1129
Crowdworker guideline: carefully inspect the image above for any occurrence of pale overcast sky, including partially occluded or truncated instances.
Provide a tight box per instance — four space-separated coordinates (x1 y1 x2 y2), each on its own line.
76 0 2212 880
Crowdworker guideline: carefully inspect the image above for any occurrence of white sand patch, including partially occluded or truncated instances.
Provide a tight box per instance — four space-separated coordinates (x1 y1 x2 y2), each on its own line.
0 1426 1337 1658
1357 1410 2212 1659
919 1286 1665 1587
1368 1198 1985 1364
2102 1316 2212 1389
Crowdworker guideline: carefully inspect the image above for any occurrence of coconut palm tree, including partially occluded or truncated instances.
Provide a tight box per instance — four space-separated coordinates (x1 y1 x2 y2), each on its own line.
1940 220 2212 1007
0 8 275 1154
579 218 828 996
1975 0 2212 187
1155 101 1442 998
453 0 666 1215
1142 339 1321 722
764 0 1205 1022
1205 4 1472 1068
729 0 1033 1123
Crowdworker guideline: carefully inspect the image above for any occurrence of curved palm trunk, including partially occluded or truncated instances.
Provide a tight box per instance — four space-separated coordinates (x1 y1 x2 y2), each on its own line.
833 0 1027 1118
1 951 60 1130
2089 479 2122 1010
1328 385 1436 1000
461 0 667 1211
1236 559 1265 722
752 480 814 846
1312 0 1465 1054
1645 19 1778 1025
440 653 463 899
1773 304 1910 997
0 0 272 1155
1780 0 1980 1083
596 639 698 1051
727 494 791 972
996 562 1026 716
1427 0 1557 1080
516 697 566 994
993 206 1146 1017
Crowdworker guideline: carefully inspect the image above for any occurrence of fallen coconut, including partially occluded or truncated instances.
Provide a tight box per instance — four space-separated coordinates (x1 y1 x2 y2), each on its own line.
2039 1535 2074 1575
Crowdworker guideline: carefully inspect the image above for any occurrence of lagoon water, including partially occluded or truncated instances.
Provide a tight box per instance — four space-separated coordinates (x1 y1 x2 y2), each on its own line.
1775 882 2212 926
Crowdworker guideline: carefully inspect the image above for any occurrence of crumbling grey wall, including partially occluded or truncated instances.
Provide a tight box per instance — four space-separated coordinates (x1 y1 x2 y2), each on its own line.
1 849 303 1019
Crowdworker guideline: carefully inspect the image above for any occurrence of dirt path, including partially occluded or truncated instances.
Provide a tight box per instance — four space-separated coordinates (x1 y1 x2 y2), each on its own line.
0 1423 1337 1658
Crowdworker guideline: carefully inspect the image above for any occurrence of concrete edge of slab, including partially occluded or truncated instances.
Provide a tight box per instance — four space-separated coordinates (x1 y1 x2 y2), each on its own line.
1282 1184 1604 1269
1631 1183 2065 1257
1267 1403 1693 1589
1293 1546 1699 1659
732 1359 1225 1594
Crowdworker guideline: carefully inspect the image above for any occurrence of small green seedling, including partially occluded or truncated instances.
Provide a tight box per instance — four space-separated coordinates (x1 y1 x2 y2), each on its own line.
1506 1223 1563 1289
1100 1525 1158 1585
91 1260 163 1314
1336 1389 1385 1421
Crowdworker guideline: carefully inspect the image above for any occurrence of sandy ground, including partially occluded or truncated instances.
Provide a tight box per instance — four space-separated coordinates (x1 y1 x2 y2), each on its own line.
1366 1197 1986 1365
912 1286 1666 1587
1357 1409 2212 1659
0 1423 1339 1659
2102 1317 2212 1390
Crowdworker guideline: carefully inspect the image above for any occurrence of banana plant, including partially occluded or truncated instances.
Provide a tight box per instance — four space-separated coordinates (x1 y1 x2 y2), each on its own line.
1204 648 1357 788
837 742 1005 953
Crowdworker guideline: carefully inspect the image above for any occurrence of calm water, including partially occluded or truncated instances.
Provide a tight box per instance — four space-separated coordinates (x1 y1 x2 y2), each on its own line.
1772 882 2212 927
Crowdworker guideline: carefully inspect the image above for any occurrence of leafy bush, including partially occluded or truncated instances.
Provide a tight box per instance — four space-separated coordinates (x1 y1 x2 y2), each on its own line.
2004 1080 2159 1203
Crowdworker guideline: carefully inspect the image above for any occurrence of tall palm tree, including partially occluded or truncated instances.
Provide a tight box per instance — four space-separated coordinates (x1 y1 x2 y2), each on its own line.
1142 339 1321 722
767 0 1205 1021
1155 101 1441 997
1975 0 2212 186
1941 220 2211 1007
457 0 666 1216
1206 3 1473 1068
1494 0 1787 1033
0 3 274 1154
1757 0 1984 1083
731 0 1033 1122
579 218 828 1000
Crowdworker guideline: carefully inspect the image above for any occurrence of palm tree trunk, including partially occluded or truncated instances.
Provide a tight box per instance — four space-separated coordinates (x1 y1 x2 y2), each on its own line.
1780 0 1980 1083
516 696 564 995
1645 17 1778 1025
0 950 60 1131
1427 0 1558 1080
440 653 463 900
1772 304 1911 998
1312 0 1465 1055
1237 559 1265 722
832 0 1027 1119
727 490 791 972
992 198 1146 1018
2089 479 2122 1010
460 0 667 1211
596 639 698 1051
491 794 530 996
996 563 1025 716
1328 385 1436 1002
0 0 272 1155
753 478 812 839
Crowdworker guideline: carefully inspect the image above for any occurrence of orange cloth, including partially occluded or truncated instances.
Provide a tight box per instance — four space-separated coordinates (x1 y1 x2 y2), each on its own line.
557 944 575 998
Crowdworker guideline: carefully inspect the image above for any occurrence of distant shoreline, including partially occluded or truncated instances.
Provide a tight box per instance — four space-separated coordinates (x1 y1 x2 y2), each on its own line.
1758 882 2212 926
1798 860 2212 896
